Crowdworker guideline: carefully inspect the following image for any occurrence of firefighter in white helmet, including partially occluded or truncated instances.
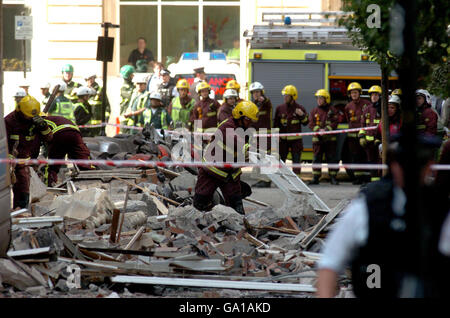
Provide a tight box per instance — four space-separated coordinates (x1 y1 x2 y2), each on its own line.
13 88 27 107
218 89 238 122
73 86 97 137
40 82 51 107
416 89 438 136
140 91 172 130
249 81 274 188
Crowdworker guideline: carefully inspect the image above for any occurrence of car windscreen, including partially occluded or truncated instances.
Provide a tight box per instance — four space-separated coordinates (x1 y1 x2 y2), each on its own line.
174 74 236 100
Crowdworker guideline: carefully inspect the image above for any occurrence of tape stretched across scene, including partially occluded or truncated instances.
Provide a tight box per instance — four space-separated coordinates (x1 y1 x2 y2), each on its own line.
78 122 377 137
1 158 450 171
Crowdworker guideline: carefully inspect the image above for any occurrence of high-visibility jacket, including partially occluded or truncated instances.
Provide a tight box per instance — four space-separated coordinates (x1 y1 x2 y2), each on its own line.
64 80 81 103
89 82 111 122
48 95 75 121
169 96 195 126
125 91 150 126
120 80 134 115
73 101 102 137
141 107 171 130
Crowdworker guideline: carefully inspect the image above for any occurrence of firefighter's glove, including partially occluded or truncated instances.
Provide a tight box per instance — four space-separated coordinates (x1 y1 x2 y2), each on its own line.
313 126 320 132
359 137 367 148
32 116 48 131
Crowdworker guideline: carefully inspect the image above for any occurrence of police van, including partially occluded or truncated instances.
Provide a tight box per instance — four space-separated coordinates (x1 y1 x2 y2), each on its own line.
168 52 241 101
246 12 399 159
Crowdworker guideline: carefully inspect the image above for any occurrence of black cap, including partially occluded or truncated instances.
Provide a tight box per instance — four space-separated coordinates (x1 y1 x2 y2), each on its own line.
193 67 205 74
160 69 171 76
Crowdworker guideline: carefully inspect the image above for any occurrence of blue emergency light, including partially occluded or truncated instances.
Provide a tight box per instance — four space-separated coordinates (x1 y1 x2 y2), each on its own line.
210 52 226 60
182 53 199 60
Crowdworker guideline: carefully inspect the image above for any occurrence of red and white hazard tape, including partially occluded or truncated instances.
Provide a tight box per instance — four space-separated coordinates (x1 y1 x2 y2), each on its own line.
1 158 449 171
77 122 375 137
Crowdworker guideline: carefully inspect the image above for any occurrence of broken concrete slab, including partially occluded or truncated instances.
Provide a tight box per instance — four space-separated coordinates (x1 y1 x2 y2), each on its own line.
169 171 197 190
122 211 147 232
0 259 45 291
29 168 47 203
25 286 48 296
49 188 114 229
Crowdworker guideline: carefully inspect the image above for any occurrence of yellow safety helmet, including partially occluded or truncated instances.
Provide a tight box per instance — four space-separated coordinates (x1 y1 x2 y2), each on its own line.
196 81 211 93
225 79 240 92
17 95 40 118
392 88 402 96
347 82 362 93
281 85 298 100
176 78 190 90
368 85 382 94
314 89 331 104
232 100 259 122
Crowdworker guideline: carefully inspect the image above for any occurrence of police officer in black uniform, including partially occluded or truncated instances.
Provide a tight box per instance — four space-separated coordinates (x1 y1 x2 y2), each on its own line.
316 135 449 298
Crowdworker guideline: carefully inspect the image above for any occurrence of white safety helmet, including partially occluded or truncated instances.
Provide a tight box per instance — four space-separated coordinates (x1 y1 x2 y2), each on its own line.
84 72 97 80
76 86 94 96
388 95 401 105
149 91 162 101
132 73 148 84
249 81 264 93
14 88 27 98
223 89 238 99
40 82 51 89
19 79 30 88
56 82 67 92
415 89 431 105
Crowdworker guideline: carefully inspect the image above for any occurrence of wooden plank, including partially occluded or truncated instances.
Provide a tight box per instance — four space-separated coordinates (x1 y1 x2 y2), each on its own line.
152 196 168 215
109 209 120 243
286 216 301 232
300 199 349 249
116 226 145 261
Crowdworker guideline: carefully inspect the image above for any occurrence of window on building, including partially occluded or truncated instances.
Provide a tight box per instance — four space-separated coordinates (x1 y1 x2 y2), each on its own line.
2 4 32 72
162 6 198 66
203 6 240 56
120 1 240 68
119 5 157 70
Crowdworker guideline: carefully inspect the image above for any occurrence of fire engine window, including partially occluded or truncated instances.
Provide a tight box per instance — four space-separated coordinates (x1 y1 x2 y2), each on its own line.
162 6 198 66
203 6 240 54
2 4 32 72
120 5 157 69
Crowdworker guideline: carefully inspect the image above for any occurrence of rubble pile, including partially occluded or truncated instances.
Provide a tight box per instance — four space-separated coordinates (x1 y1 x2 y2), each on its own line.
1 164 349 298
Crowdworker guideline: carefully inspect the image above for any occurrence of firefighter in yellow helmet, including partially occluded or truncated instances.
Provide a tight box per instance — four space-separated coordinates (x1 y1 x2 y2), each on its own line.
344 82 372 184
359 85 382 182
274 85 309 177
168 78 196 130
308 89 340 185
225 79 243 103
194 100 259 215
4 95 53 209
189 81 221 133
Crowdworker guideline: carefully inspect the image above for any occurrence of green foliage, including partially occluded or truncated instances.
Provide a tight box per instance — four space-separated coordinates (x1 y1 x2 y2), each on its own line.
338 0 450 89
